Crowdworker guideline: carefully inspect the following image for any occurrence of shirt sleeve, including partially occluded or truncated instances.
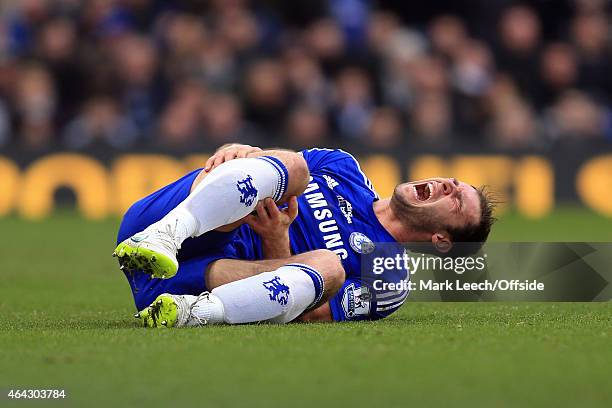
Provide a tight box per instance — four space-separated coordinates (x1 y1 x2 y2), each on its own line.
329 277 409 321
300 148 378 199
329 279 374 321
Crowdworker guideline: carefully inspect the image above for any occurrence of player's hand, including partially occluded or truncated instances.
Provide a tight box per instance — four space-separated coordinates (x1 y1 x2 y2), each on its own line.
244 196 299 240
204 144 262 172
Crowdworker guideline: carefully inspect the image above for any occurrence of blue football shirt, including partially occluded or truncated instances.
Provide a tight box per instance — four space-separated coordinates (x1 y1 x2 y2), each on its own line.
284 149 410 321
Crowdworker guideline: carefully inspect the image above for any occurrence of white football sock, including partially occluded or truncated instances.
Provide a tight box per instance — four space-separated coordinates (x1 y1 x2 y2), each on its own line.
192 264 325 324
145 156 288 245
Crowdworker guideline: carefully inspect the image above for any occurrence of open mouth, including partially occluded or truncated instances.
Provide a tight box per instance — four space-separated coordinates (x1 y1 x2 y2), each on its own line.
412 182 433 201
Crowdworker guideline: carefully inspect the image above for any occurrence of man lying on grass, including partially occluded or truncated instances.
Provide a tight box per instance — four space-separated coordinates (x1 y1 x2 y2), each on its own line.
114 144 495 327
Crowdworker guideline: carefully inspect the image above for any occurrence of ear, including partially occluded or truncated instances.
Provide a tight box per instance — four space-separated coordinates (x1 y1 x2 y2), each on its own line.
431 233 452 254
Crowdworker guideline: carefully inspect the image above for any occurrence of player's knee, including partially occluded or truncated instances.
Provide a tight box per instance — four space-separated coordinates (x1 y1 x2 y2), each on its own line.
309 249 345 294
190 168 207 192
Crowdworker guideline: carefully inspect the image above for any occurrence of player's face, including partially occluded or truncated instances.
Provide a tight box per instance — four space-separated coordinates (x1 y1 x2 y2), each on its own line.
392 177 481 232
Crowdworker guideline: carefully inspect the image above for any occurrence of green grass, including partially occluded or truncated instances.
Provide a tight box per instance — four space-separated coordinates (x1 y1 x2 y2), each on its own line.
0 209 611 407
491 207 612 241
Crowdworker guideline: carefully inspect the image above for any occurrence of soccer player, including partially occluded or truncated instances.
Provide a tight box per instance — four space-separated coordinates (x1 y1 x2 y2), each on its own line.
115 144 495 327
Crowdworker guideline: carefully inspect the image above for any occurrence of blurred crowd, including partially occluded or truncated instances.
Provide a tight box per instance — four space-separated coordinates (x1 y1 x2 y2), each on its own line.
0 0 611 152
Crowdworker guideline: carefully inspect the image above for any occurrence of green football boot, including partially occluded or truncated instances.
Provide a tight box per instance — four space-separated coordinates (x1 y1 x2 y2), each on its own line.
135 294 180 328
113 228 179 279
134 293 223 328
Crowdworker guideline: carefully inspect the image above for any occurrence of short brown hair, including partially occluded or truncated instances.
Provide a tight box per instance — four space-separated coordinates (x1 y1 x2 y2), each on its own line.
446 186 497 257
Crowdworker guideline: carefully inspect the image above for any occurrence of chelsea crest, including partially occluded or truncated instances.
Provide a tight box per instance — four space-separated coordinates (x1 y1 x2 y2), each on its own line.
349 232 375 254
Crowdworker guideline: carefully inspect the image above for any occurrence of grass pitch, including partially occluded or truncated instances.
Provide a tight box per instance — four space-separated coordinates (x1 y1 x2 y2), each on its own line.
1 209 611 407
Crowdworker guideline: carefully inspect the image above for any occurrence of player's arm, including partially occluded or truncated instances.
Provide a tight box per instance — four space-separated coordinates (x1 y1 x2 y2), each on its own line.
204 144 263 171
204 144 297 173
196 144 309 203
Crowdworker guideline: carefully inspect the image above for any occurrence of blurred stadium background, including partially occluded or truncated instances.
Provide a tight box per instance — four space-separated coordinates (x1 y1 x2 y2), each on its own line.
1 2 611 406
0 0 611 226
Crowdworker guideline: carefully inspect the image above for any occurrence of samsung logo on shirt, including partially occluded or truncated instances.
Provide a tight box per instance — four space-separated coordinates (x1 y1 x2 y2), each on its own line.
303 178 349 260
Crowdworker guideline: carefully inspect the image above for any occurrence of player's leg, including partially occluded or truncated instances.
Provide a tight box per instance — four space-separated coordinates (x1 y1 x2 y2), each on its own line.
114 152 309 278
128 254 215 311
204 250 345 301
116 168 242 309
137 249 345 327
